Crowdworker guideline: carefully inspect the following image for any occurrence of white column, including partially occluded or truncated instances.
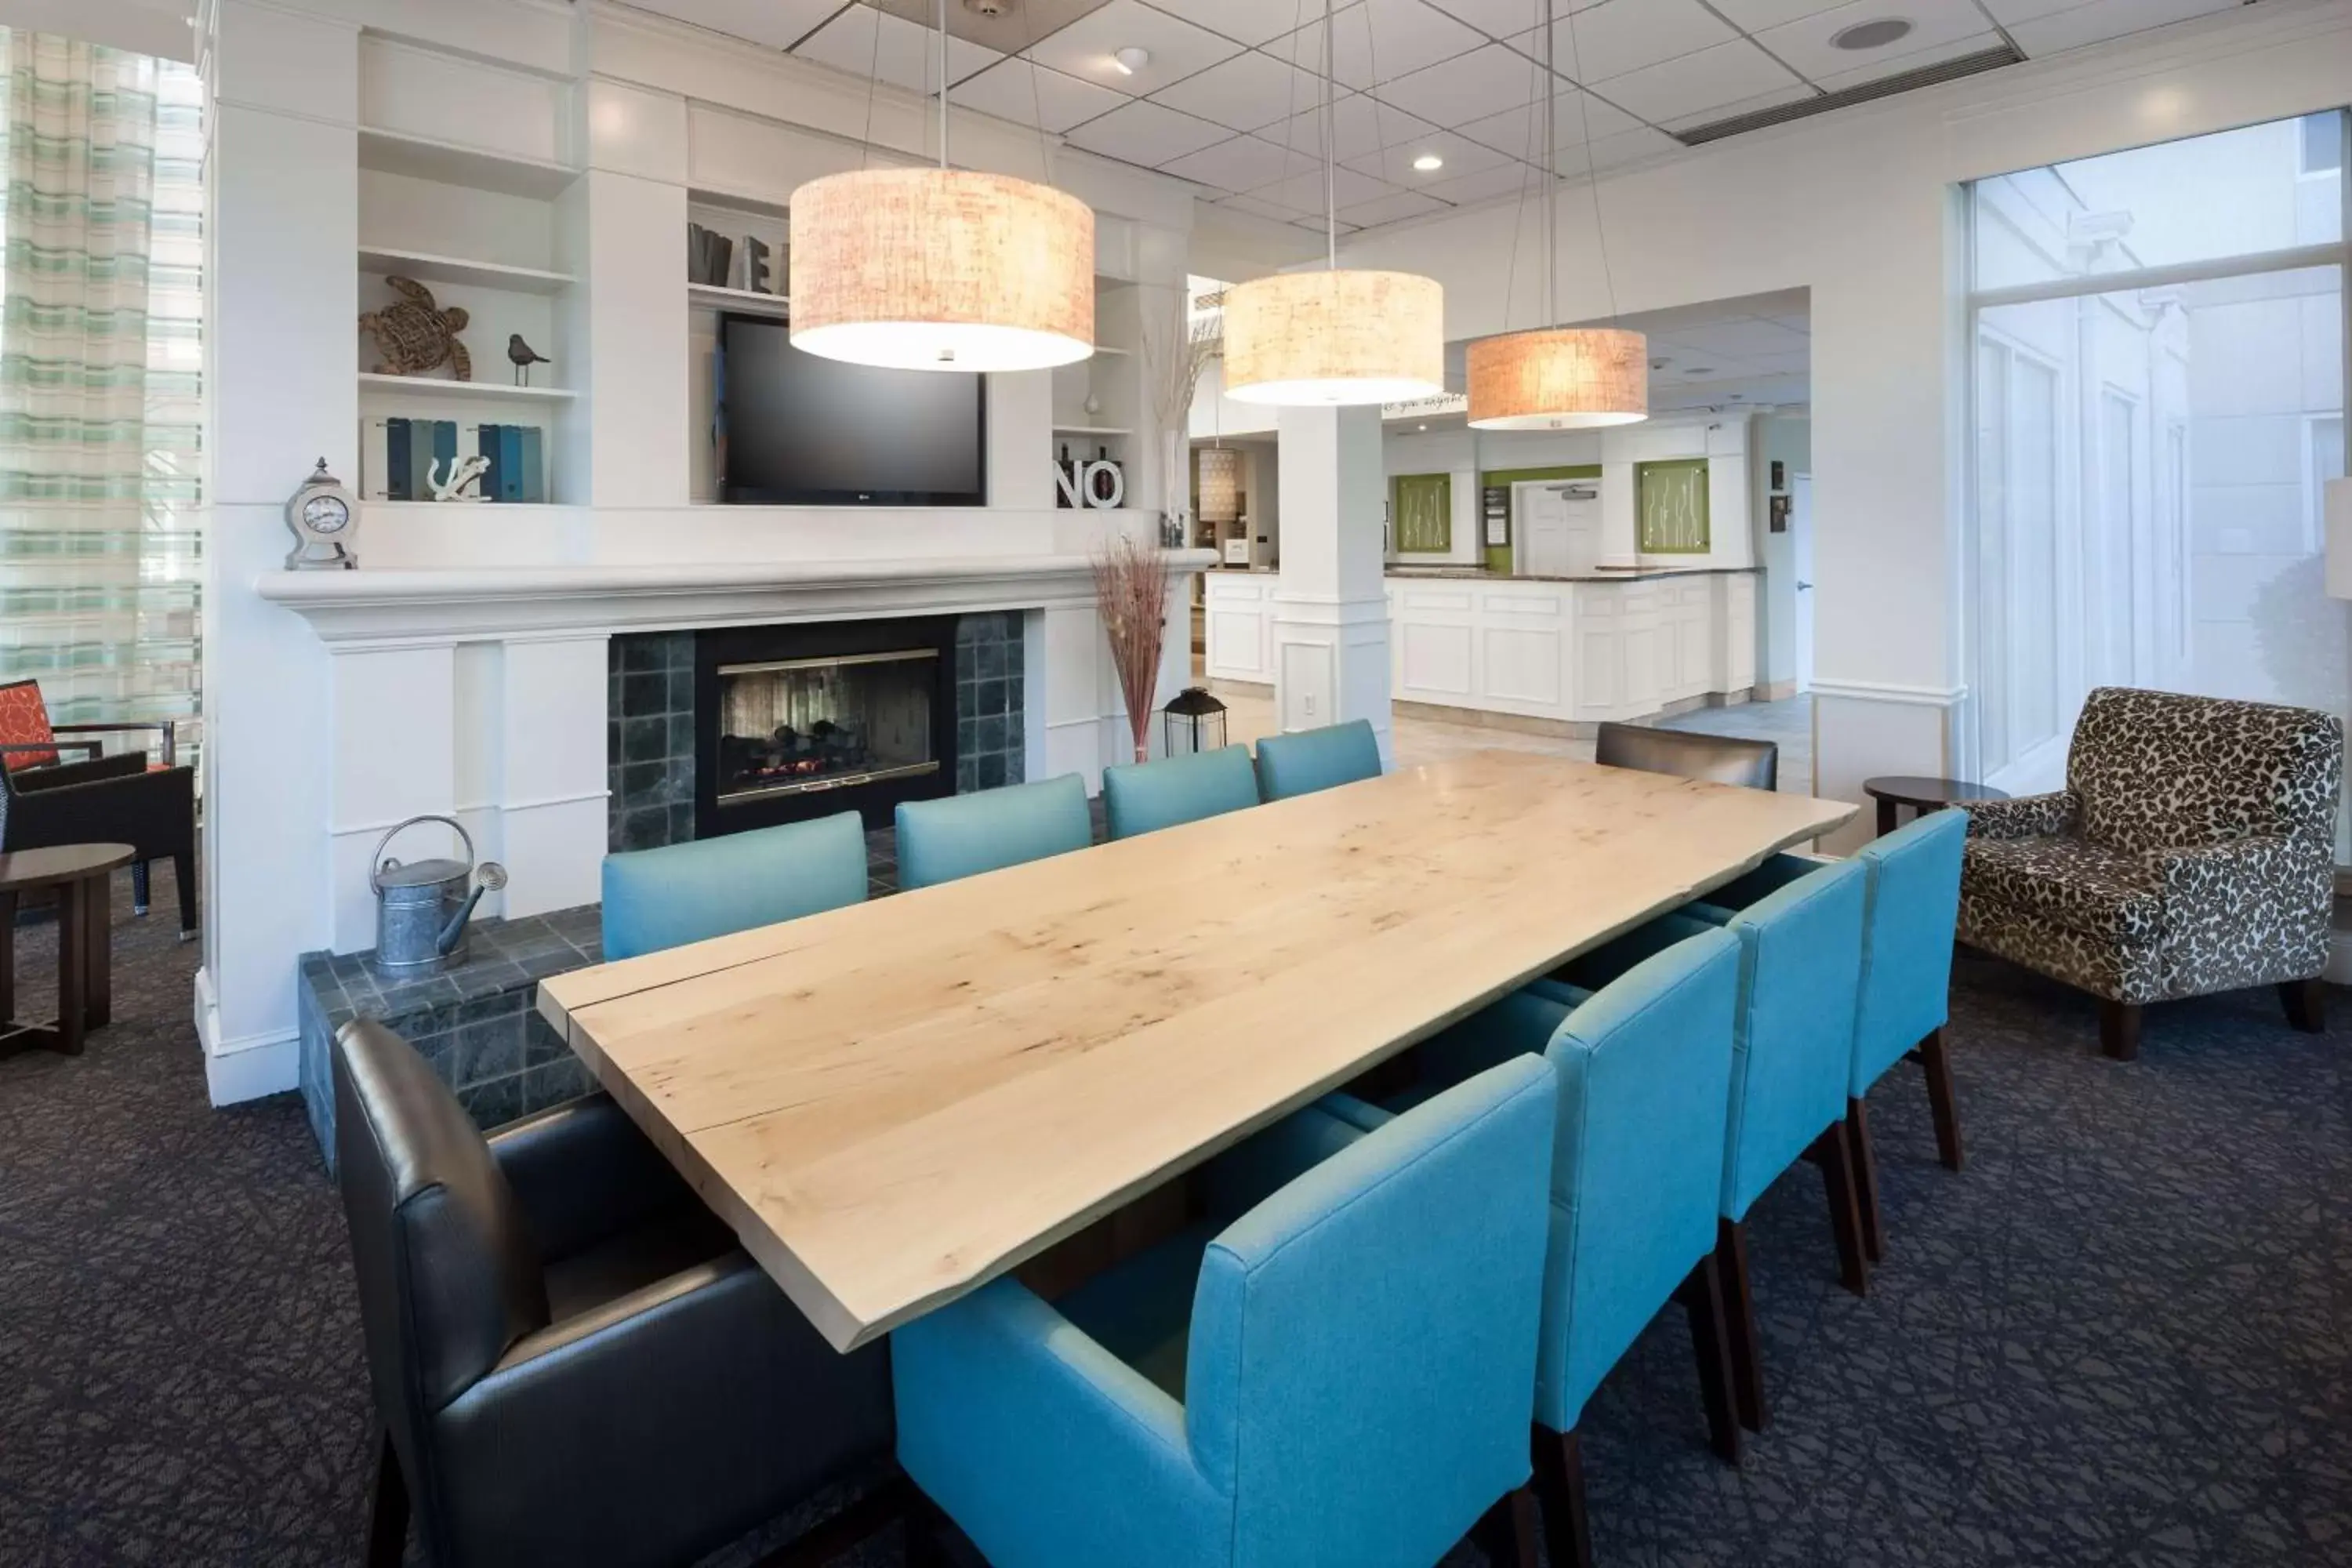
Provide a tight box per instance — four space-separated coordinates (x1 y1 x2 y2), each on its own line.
1273 405 1393 764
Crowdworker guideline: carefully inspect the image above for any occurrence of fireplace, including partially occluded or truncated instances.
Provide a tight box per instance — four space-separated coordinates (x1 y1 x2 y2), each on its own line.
695 618 956 835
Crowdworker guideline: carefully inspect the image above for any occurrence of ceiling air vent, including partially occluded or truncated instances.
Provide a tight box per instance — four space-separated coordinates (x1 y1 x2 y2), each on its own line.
1671 42 2024 147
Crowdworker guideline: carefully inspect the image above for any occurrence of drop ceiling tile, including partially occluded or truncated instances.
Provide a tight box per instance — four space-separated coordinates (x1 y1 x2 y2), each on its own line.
1064 99 1235 164
1810 29 2002 90
1420 0 1558 38
1660 82 1817 132
1217 191 1316 222
1149 51 1328 132
1417 159 1548 205
951 60 1127 132
1261 95 1439 161
1453 90 1645 159
1339 188 1452 224
1980 0 2102 21
1580 124 1685 169
1142 0 1315 47
1024 0 1243 95
1591 39 1801 123
1703 0 1850 28
794 8 1003 95
1293 213 1364 235
2007 0 2235 56
1160 133 1303 191
1254 164 1405 210
1266 0 1493 91
623 0 847 51
1343 129 1514 185
1664 316 1812 356
1373 43 1553 124
1541 0 1739 81
1756 0 1991 82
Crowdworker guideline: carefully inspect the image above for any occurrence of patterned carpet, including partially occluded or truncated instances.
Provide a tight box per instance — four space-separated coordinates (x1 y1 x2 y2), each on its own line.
2 873 2349 1566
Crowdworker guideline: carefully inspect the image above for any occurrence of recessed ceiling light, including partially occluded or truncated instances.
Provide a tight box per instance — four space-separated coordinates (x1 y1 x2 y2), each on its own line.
1418 422 1428 430
1112 46 1151 75
1831 18 1915 50
1411 153 1444 172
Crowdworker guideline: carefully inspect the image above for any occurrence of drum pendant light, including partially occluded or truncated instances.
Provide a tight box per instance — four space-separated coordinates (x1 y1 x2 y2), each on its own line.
1221 0 1444 407
1467 0 1646 430
790 0 1094 372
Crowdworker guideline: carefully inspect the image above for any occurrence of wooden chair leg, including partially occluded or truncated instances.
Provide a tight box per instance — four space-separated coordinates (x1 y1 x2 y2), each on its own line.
1715 1218 1768 1433
1675 1252 1741 1465
1529 1427 1593 1568
2280 978 2325 1034
53 878 84 1057
1847 1098 1886 1265
2099 999 2141 1062
1918 1025 1965 1171
365 1430 409 1568
1470 1485 1541 1568
1811 1123 1870 1298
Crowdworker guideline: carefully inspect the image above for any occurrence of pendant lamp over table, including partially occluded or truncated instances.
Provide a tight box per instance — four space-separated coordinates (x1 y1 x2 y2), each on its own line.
789 0 1095 373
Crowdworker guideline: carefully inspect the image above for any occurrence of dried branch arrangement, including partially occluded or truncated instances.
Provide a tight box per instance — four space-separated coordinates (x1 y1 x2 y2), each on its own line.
1091 534 1173 764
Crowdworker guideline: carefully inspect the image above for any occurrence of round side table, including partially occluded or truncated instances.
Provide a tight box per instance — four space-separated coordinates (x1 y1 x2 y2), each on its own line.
0 842 133 1058
1860 776 2009 838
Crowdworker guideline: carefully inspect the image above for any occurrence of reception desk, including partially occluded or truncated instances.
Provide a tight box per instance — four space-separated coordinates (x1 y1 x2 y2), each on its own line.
1203 565 1760 730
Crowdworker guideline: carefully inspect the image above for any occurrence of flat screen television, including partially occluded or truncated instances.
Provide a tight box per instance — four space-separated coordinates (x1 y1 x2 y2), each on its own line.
714 312 987 506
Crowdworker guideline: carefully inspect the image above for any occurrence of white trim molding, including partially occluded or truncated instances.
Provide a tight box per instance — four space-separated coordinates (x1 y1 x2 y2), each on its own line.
1810 677 1969 708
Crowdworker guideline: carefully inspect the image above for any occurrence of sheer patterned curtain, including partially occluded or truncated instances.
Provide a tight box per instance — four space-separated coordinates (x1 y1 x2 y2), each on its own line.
0 31 202 749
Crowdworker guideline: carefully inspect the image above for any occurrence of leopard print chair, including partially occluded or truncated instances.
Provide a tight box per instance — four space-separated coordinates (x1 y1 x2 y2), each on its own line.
1958 686 2342 1061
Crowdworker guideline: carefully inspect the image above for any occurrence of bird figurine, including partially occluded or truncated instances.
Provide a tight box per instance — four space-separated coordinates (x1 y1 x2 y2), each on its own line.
506 334 550 387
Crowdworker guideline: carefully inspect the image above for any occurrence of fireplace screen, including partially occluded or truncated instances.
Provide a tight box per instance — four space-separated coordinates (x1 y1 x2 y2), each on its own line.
714 649 938 803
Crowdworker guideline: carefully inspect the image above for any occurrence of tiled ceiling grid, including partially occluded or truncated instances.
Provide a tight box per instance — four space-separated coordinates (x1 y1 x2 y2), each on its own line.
627 0 2254 236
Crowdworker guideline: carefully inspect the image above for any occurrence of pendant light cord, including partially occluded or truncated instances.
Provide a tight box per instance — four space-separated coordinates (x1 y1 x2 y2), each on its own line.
1563 2 1621 325
938 0 951 168
1543 2 1556 328
1322 0 1337 270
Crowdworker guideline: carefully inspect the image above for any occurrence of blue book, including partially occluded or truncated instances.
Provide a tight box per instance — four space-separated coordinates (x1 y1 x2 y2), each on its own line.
477 423 502 502
385 419 410 501
517 426 543 503
431 421 457 496
408 423 435 501
497 425 524 502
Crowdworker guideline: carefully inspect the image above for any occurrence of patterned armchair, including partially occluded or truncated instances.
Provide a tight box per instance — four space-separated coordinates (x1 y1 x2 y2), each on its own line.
1958 687 2341 1060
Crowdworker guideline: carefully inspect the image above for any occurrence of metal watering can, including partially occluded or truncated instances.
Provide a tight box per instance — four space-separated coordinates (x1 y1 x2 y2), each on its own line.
370 815 507 975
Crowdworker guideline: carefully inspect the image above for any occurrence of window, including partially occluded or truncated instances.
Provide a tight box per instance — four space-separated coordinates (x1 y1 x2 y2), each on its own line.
1390 473 1451 554
1635 459 1711 554
1967 112 2349 796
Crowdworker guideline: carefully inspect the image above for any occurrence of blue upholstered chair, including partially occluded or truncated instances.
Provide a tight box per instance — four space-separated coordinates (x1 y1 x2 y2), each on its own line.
1251 718 1382 802
893 1056 1559 1568
1321 930 1745 1568
601 810 866 960
895 773 1091 891
1102 746 1261 840
1555 855 1867 1434
1694 812 1969 1261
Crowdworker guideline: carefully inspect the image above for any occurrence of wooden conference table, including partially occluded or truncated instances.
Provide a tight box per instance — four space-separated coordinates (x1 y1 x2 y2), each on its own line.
539 750 1855 1352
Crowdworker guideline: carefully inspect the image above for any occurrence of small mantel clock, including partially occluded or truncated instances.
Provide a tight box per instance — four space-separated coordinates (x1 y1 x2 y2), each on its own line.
285 458 358 570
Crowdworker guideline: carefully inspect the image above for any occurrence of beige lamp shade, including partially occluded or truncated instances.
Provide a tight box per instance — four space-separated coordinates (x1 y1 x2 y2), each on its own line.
1467 328 1649 430
1196 446 1243 524
789 168 1095 372
1221 270 1446 406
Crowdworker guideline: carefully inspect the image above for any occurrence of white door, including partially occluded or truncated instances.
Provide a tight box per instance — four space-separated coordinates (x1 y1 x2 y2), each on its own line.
1791 474 1815 692
1516 481 1598 576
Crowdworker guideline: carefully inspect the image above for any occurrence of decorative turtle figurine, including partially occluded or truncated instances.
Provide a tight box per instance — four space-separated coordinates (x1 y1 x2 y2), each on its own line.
360 276 472 379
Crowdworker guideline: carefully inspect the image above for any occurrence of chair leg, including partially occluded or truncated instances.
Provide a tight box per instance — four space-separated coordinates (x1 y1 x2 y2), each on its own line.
2280 978 2325 1034
1811 1123 1871 1298
753 1475 912 1568
1715 1218 1768 1433
173 851 198 938
1918 1025 1965 1171
1675 1252 1741 1465
365 1430 409 1568
901 1490 953 1568
1528 1427 1593 1568
1471 1485 1541 1568
2099 999 2141 1062
1846 1098 1886 1265
130 859 151 917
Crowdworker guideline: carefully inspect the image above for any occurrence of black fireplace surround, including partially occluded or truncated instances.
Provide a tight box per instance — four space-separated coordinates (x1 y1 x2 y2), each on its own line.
694 616 958 835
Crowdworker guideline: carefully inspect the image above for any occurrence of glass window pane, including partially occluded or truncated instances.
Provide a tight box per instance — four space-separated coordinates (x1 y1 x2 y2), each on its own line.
1974 114 2344 290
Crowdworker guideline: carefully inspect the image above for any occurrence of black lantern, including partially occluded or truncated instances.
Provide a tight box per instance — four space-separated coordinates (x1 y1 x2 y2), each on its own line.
1162 685 1229 755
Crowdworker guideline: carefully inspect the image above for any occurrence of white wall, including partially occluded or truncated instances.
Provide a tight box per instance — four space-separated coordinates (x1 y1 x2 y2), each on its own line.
1753 414 1811 691
1335 0 2352 833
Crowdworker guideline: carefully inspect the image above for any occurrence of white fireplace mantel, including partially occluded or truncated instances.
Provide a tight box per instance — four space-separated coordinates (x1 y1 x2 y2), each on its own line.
259 551 1217 644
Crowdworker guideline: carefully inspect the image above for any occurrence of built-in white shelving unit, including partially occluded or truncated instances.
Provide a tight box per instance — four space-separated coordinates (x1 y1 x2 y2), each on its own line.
1054 423 1132 437
687 283 789 317
358 245 573 294
358 372 575 401
358 126 579 200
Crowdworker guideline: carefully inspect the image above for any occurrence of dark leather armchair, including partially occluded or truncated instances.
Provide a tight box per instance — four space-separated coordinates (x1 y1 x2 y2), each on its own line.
1594 721 1779 790
333 1020 895 1568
